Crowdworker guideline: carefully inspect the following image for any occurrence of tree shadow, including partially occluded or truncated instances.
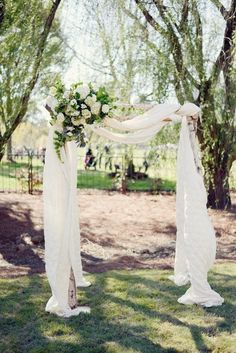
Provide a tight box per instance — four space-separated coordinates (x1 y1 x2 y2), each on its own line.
0 267 235 353
0 275 181 353
0 201 44 275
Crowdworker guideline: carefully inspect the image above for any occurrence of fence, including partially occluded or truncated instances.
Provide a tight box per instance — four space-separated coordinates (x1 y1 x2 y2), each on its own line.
0 149 236 194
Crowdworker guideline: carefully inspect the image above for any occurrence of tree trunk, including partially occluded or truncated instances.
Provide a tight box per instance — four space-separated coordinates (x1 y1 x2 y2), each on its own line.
0 0 5 25
0 0 62 161
68 268 78 309
206 163 231 209
197 104 233 210
200 141 232 209
7 136 13 161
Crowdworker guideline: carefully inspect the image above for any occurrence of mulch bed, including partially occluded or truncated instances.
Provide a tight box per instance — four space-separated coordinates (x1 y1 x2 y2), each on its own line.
0 191 235 278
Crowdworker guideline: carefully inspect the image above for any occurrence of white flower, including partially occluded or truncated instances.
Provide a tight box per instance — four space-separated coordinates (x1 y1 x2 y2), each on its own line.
71 110 80 116
101 104 110 114
63 90 70 99
67 126 74 131
92 83 99 91
82 109 92 119
46 96 58 111
65 106 75 116
72 118 80 126
70 99 77 106
85 95 97 107
67 131 73 137
54 122 63 133
57 112 65 123
81 104 87 109
72 117 86 126
91 102 101 115
49 86 57 96
76 85 90 99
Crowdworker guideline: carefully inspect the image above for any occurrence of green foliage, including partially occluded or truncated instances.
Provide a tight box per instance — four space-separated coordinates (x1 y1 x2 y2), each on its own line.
83 0 236 208
48 79 116 161
0 0 63 157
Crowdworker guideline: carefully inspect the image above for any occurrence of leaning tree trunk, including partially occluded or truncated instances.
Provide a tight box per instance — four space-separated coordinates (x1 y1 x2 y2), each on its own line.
7 137 13 162
203 153 231 210
0 0 5 26
0 0 62 161
198 113 232 210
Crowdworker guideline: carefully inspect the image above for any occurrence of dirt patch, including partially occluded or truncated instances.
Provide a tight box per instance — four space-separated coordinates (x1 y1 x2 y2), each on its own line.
0 191 235 277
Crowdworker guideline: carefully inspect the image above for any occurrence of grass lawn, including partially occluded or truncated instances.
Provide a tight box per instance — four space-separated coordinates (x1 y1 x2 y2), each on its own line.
0 160 177 192
77 170 176 192
1 153 236 193
0 263 235 353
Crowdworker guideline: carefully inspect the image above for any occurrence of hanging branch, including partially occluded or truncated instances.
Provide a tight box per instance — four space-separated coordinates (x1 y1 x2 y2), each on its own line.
208 0 236 87
134 0 200 102
0 0 62 159
210 0 229 20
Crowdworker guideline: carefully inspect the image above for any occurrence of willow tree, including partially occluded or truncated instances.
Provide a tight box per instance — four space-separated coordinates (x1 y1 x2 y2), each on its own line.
0 0 5 25
0 0 62 160
119 0 236 209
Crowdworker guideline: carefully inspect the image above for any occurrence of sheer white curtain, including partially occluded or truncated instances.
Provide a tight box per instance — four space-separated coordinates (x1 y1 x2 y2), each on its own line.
43 126 90 317
43 102 223 317
89 102 224 307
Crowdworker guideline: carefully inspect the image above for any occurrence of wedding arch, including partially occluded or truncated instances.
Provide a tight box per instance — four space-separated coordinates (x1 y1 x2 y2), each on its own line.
43 101 224 317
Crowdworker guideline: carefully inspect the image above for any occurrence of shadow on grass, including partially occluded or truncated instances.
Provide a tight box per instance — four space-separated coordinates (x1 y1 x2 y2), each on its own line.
0 201 44 274
0 267 235 353
0 275 181 353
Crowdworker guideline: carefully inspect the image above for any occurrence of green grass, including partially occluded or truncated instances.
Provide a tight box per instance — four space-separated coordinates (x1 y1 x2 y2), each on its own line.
77 170 114 190
77 170 176 192
1 155 235 192
0 159 177 192
0 263 235 353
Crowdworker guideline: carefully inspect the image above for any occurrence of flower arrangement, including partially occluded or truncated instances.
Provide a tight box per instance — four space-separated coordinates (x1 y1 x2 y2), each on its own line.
46 80 115 160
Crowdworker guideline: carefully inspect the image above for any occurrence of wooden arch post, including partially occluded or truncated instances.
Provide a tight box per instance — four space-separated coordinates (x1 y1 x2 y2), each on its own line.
68 268 77 309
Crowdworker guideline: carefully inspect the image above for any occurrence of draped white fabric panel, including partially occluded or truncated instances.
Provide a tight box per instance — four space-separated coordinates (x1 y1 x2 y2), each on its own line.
170 118 223 306
89 102 224 307
43 127 89 317
43 102 223 317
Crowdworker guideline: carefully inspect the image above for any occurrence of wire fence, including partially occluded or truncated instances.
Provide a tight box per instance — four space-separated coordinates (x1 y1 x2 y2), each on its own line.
0 149 236 194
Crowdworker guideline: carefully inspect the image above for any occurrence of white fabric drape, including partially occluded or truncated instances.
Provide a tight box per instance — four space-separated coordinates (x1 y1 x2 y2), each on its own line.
43 102 223 317
89 102 224 307
170 118 223 306
43 127 89 317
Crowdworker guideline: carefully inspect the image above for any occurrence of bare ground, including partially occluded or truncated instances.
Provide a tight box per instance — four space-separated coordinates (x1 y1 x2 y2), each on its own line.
0 191 235 277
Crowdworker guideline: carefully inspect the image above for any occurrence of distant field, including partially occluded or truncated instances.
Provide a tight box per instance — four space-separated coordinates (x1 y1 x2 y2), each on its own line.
0 148 235 193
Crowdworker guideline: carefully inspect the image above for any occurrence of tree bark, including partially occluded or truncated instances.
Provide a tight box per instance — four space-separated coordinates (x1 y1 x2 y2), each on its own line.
0 0 62 160
6 136 13 161
0 0 5 26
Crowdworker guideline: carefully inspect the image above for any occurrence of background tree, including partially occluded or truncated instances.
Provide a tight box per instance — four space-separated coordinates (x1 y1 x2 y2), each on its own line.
0 0 5 25
103 0 235 209
82 0 236 209
0 0 62 160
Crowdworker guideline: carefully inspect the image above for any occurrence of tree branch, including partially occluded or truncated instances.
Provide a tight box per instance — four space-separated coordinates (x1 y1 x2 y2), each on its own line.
134 0 167 36
1 0 62 153
209 0 236 85
136 0 200 96
0 0 5 26
210 0 229 20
